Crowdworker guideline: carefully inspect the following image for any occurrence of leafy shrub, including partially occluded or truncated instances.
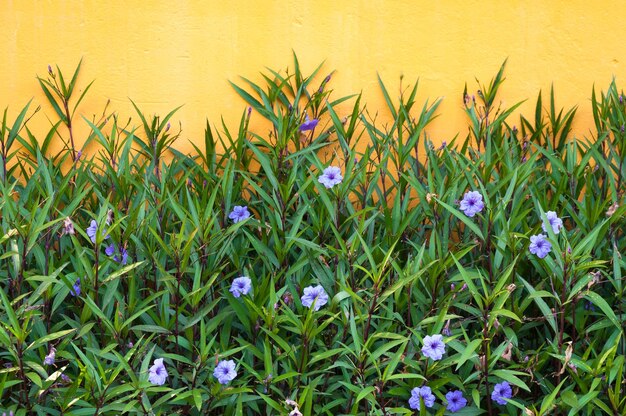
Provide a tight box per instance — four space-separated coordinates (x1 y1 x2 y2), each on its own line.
0 55 625 415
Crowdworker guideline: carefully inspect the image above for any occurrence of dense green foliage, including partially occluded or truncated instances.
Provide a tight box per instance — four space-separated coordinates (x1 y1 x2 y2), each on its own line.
0 56 625 415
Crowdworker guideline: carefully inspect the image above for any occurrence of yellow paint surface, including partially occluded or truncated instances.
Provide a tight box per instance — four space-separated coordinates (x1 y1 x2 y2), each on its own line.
2 1 626 154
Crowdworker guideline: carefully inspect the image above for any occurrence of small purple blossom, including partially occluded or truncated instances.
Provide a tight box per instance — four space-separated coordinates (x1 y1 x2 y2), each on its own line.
421 334 446 361
213 360 237 385
106 244 129 265
408 386 436 410
114 247 129 265
541 211 563 234
318 166 343 189
86 219 108 243
529 234 552 259
459 191 485 217
229 206 251 223
148 358 168 385
491 381 513 405
299 115 319 132
301 285 329 311
445 390 467 412
44 347 56 366
230 276 252 298
70 278 81 297
60 373 71 383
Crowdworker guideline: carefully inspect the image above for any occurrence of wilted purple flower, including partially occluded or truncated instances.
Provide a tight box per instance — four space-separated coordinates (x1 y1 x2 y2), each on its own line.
148 358 168 385
299 115 319 132
301 285 329 311
318 166 343 189
230 276 252 298
60 373 71 383
62 217 75 236
445 390 467 412
86 220 108 243
541 211 563 234
70 278 81 297
229 206 251 223
421 334 446 361
44 347 56 366
408 386 436 410
529 234 552 259
459 191 484 217
213 360 237 385
491 381 513 405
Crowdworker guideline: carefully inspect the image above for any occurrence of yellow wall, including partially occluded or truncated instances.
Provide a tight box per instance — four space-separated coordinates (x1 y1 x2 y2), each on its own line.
2 1 626 154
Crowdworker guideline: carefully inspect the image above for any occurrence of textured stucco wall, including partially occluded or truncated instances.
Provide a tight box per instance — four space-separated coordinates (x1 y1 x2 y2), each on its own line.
1 1 625 153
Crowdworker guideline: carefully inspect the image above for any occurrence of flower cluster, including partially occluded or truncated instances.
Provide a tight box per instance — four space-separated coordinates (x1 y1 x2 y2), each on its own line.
529 210 563 258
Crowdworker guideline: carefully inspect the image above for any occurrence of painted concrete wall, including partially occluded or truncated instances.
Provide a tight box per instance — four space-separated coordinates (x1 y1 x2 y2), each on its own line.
1 1 625 153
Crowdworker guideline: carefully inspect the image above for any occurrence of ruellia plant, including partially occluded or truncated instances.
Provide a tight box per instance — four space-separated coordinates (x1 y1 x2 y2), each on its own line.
0 55 625 415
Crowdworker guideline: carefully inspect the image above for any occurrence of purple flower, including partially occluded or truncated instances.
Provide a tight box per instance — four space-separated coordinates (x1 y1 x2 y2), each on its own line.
408 386 436 410
529 234 552 259
70 278 81 297
299 115 319 131
213 359 237 385
60 374 71 383
421 334 446 361
445 390 467 412
148 358 168 385
230 276 252 298
86 220 109 243
491 381 512 405
86 220 98 243
318 166 343 189
44 347 56 366
229 206 251 223
106 244 129 265
541 211 563 234
459 191 485 217
300 285 329 311
115 248 129 265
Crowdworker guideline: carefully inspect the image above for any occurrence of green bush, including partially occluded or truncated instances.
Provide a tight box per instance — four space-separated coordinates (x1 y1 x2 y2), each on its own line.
0 55 625 415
